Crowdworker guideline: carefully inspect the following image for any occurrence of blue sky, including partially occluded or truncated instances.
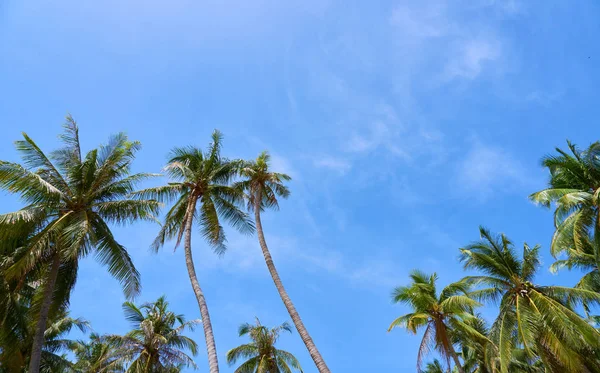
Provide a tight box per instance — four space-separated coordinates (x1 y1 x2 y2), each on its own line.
1 0 600 371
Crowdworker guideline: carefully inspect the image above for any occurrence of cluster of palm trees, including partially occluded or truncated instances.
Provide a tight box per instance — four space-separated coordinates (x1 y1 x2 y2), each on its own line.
36 296 198 372
0 118 322 372
3 117 600 373
389 141 600 372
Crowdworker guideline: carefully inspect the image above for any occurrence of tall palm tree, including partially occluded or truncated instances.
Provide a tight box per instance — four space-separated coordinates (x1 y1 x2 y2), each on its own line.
0 117 159 373
388 270 485 373
71 333 125 373
226 318 303 373
133 130 253 373
109 296 199 372
460 227 600 373
236 151 330 373
530 141 600 291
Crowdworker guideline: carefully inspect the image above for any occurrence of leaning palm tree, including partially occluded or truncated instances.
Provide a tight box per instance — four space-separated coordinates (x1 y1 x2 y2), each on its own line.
0 117 159 373
109 296 199 372
71 333 125 373
530 141 600 292
236 151 329 373
388 270 485 373
460 227 600 373
133 130 253 373
226 318 303 373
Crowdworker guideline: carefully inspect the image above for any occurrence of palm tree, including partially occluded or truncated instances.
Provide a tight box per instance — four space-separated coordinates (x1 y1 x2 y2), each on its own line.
530 141 600 291
0 117 159 373
388 270 485 373
133 130 253 373
109 296 199 372
226 318 303 373
236 151 330 373
460 227 600 373
71 333 125 373
0 301 88 372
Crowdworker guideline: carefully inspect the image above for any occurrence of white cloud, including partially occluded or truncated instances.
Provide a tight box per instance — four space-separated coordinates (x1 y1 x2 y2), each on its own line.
313 156 352 174
390 1 505 82
526 90 563 106
270 154 297 178
444 39 502 80
455 139 530 200
298 249 403 289
346 259 403 288
215 233 403 290
390 3 448 40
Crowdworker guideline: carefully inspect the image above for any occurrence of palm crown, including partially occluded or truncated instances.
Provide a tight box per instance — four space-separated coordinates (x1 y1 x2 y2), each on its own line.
71 333 125 373
226 318 303 373
135 130 253 253
388 271 483 373
109 296 199 372
0 117 160 298
236 151 291 212
530 141 600 293
529 141 600 254
460 227 600 373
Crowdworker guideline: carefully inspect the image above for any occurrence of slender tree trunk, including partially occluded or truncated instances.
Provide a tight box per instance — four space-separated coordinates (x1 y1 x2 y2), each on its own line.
28 253 61 373
253 197 331 373
183 196 220 373
448 344 465 373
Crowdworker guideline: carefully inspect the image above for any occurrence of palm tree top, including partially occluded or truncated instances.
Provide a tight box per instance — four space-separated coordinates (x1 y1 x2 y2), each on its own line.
536 140 600 193
237 151 291 212
238 317 293 342
529 140 600 258
458 227 550 308
110 296 200 372
227 318 303 373
460 227 600 372
0 116 160 298
389 271 483 373
133 129 254 254
389 270 479 326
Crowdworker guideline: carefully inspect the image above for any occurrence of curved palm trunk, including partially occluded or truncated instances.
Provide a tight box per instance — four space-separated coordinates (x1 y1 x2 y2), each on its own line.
253 199 331 373
29 253 61 373
183 196 220 373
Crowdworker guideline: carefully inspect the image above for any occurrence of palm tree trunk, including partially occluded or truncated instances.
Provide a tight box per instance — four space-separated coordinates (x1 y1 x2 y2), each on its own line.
253 198 331 373
183 196 220 373
449 345 465 373
28 253 61 373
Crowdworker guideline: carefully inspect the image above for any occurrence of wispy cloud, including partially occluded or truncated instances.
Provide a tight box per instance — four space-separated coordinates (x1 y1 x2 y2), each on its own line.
218 233 405 290
283 0 513 177
455 138 534 200
444 38 502 80
313 156 352 174
270 153 298 178
298 249 403 289
390 0 506 82
526 90 563 106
